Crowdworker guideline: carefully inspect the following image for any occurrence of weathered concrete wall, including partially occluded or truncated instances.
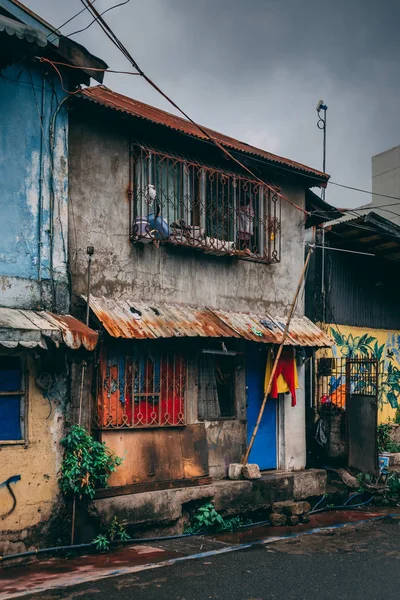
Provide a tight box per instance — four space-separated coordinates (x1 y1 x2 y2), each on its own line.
68 111 309 478
0 355 64 550
281 365 306 471
0 64 69 312
205 421 246 478
93 469 326 535
68 113 306 317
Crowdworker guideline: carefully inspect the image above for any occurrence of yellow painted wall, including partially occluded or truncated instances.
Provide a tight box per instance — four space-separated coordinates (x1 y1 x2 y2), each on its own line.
320 325 400 424
0 356 63 537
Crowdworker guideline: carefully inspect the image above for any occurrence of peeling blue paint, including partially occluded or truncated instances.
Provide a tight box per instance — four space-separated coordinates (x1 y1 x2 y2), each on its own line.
0 62 69 309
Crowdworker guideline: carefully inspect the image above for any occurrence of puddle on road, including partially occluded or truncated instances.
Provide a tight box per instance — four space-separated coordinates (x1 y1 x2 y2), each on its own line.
214 509 391 544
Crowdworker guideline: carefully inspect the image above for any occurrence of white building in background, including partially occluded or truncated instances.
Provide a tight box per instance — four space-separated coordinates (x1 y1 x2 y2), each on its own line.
371 145 400 225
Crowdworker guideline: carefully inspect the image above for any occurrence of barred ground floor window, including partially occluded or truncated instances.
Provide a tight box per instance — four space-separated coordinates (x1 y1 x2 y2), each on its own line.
96 344 187 429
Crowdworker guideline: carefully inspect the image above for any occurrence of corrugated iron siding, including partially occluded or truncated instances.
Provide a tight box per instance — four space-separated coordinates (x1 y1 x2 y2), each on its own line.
328 250 400 330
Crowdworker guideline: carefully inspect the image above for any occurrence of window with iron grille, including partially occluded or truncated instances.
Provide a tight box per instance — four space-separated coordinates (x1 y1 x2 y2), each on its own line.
198 354 236 420
131 147 281 264
96 346 187 429
0 356 25 442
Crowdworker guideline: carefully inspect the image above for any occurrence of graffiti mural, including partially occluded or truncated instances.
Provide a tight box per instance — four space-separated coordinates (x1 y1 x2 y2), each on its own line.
328 325 400 423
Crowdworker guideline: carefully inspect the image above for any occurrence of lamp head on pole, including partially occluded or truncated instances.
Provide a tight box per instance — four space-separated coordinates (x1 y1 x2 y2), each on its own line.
316 99 328 113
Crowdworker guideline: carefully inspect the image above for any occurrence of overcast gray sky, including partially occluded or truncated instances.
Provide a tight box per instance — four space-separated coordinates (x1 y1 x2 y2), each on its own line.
25 0 400 207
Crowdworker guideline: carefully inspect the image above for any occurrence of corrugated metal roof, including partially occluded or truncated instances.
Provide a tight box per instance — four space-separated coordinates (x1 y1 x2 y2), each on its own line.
86 297 238 340
0 13 47 47
87 296 332 347
80 86 329 183
0 308 98 350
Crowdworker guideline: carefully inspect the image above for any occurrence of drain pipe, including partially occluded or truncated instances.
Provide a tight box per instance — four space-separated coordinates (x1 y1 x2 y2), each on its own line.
71 247 94 546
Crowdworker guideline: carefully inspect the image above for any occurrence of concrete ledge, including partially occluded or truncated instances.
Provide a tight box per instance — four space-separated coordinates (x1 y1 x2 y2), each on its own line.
94 469 326 531
389 453 400 466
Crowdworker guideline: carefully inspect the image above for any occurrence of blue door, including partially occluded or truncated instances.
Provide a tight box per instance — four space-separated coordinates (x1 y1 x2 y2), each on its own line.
246 346 277 470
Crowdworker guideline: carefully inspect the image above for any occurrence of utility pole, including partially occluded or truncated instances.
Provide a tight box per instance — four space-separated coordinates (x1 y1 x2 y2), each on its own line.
316 100 328 200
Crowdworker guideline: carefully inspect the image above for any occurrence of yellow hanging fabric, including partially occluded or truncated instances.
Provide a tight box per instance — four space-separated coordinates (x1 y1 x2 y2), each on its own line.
264 347 298 394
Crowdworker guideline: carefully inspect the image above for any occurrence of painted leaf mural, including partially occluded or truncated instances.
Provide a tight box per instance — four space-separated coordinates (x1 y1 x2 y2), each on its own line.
330 326 400 414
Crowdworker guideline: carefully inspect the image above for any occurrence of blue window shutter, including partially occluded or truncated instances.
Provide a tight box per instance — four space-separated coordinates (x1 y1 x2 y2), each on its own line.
0 396 21 440
0 358 22 440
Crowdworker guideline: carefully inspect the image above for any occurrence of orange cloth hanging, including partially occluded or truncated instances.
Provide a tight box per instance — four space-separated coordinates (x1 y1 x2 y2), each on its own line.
265 347 298 407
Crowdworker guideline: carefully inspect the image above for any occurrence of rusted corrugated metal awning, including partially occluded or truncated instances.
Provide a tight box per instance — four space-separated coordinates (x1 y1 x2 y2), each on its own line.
86 296 238 340
87 296 332 347
0 308 98 350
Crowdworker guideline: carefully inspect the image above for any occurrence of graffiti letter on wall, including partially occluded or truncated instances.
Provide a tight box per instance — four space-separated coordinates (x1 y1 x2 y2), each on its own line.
0 475 21 516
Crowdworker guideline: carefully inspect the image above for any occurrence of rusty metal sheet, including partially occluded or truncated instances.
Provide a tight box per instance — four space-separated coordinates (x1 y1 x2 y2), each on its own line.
87 296 239 340
0 307 98 350
80 86 329 182
213 309 332 347
87 296 332 347
41 313 99 351
280 316 333 347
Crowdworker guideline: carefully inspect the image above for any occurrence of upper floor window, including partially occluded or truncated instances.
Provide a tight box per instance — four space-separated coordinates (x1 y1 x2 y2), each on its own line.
131 148 281 264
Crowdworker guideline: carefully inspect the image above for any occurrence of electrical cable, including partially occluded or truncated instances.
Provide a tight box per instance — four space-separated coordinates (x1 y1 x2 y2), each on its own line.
77 0 309 216
38 57 139 77
48 0 98 38
66 0 130 38
330 181 400 202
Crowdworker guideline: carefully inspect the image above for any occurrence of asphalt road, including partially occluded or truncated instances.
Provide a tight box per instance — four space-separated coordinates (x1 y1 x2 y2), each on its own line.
23 518 400 600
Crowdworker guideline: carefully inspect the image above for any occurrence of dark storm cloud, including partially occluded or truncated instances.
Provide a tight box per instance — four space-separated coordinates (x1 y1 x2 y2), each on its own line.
24 0 400 207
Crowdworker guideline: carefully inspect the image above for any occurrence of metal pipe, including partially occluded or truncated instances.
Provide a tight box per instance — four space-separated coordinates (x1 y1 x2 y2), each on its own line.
37 75 45 296
307 243 375 257
49 94 70 310
321 229 326 322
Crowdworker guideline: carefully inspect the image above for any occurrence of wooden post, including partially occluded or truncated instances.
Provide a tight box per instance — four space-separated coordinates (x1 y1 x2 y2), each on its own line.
242 247 313 465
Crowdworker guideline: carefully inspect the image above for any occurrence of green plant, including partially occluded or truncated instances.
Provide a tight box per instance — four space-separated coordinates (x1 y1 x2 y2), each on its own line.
93 534 110 552
377 423 400 454
194 502 225 530
394 408 400 425
108 516 130 542
184 502 225 534
59 425 123 500
183 503 254 534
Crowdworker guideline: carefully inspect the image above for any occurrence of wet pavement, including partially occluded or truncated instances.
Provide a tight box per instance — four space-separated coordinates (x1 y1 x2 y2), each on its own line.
0 508 398 600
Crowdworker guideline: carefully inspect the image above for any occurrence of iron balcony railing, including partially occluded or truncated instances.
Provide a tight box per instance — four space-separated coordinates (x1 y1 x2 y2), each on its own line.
130 147 281 264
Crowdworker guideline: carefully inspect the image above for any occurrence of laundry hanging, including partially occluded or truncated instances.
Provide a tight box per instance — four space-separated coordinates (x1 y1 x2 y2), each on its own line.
264 347 298 406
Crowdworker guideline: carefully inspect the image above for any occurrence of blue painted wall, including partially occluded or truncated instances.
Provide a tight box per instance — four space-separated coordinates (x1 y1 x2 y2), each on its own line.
0 63 69 310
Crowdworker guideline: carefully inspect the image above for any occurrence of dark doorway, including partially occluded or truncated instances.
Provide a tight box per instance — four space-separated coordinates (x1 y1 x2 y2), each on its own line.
346 359 378 475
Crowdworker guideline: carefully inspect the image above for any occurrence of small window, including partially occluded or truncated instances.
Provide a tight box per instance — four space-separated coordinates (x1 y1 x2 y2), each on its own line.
0 357 24 441
198 355 236 420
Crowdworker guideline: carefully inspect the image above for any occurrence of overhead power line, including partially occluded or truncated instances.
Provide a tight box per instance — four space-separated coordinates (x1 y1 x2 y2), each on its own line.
74 0 309 216
330 181 400 202
66 0 130 38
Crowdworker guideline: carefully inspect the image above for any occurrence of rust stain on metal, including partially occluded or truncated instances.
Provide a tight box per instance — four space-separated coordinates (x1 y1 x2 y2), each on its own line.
88 296 238 340
43 313 99 351
0 307 98 350
87 296 332 347
80 86 329 181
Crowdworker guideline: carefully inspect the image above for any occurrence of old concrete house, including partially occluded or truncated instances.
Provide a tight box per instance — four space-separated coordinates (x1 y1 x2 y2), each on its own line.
0 0 101 551
67 86 331 529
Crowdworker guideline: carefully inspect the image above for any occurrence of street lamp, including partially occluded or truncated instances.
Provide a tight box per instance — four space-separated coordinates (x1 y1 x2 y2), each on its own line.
316 100 328 200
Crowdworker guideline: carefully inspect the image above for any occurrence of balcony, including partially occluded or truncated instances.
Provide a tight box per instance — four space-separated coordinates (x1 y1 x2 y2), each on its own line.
130 147 281 264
